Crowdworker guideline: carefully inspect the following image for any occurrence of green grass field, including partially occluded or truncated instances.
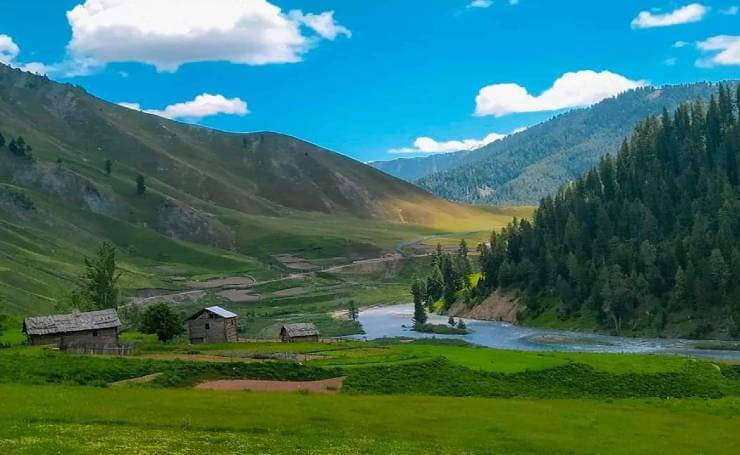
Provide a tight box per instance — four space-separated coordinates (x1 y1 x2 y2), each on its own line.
1 383 738 454
1 337 739 453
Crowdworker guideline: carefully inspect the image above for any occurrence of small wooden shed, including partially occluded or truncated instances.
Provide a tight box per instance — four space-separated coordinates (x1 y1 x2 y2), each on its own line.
186 306 238 344
23 309 121 346
280 323 319 342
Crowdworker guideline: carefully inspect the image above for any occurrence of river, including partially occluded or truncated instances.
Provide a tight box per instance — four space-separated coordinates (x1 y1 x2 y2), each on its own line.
351 303 740 361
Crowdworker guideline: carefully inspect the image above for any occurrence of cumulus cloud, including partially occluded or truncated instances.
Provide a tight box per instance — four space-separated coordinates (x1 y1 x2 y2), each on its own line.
0 33 55 75
119 94 249 120
0 34 20 64
65 0 350 73
631 3 708 29
474 70 646 117
389 128 525 155
674 40 690 48
696 35 740 66
468 0 493 8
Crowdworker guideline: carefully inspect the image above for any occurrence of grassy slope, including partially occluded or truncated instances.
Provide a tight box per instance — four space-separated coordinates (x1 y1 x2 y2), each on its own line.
0 65 523 315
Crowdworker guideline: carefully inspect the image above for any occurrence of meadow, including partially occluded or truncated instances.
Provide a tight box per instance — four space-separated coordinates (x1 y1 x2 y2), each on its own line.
1 337 740 453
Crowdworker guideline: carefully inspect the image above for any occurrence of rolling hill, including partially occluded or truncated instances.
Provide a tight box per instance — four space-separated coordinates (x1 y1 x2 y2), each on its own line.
0 64 520 315
373 83 734 205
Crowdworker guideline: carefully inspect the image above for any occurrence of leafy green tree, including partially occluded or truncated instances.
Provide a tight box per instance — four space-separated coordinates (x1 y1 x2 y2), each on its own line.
136 174 146 194
140 303 183 342
411 279 427 325
80 242 121 310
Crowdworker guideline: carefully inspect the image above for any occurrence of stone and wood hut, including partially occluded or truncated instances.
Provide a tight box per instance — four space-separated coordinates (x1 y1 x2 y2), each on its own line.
23 308 121 346
280 323 319 342
186 306 238 344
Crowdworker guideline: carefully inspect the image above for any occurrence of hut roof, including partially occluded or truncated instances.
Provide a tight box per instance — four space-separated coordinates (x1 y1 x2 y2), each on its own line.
23 309 121 336
281 323 319 338
186 306 237 320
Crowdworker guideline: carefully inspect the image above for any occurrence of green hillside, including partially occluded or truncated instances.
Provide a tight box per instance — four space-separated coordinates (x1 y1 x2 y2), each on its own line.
474 85 740 339
376 83 731 205
0 64 518 315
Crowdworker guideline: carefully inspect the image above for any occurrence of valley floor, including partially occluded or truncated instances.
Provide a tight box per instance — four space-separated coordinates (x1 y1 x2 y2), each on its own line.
0 339 739 454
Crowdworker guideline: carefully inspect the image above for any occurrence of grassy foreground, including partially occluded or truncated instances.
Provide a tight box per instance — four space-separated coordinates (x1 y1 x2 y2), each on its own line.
1 384 738 454
1 339 739 453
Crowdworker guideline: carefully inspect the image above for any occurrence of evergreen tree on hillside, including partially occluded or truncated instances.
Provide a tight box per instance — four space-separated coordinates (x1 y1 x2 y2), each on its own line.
425 266 444 308
476 85 740 338
136 174 146 194
411 279 427 326
0 132 5 148
104 159 113 176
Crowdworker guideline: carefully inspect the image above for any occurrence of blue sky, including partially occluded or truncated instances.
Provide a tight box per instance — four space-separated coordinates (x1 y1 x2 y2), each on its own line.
0 1 738 162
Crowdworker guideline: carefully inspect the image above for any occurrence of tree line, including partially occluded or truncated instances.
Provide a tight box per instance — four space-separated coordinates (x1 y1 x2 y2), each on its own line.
411 241 473 327
475 84 740 338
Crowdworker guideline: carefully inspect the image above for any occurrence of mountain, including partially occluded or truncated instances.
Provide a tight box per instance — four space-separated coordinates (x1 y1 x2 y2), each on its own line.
374 83 730 205
0 64 512 314
370 150 474 182
474 84 740 339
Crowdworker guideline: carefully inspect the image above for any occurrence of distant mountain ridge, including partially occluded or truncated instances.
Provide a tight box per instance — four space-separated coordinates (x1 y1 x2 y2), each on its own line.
370 149 475 182
373 82 736 205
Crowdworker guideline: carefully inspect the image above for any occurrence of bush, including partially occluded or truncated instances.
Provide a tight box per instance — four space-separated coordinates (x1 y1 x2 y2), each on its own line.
140 303 184 342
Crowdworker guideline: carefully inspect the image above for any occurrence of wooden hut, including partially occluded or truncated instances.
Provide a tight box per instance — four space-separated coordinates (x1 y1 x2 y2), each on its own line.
280 323 319 342
186 306 238 344
23 309 121 346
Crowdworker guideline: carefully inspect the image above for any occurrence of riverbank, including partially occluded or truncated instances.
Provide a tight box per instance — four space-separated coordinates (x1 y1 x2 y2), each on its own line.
354 303 740 361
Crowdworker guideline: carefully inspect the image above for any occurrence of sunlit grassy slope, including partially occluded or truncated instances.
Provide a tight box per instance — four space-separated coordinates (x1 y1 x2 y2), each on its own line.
0 64 525 315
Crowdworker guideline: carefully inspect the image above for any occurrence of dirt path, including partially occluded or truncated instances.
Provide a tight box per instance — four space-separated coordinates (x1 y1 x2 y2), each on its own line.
111 373 163 386
195 377 344 393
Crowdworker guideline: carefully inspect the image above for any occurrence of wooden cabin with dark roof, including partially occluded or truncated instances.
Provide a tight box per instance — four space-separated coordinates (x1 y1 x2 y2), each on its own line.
23 309 121 346
280 323 319 342
186 306 238 344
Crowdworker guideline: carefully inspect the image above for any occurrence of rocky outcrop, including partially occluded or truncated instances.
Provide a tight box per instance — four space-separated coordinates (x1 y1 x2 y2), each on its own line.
155 198 235 250
447 290 522 323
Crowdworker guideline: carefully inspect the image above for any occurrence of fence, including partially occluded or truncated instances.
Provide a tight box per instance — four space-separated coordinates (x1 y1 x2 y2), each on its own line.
60 341 135 356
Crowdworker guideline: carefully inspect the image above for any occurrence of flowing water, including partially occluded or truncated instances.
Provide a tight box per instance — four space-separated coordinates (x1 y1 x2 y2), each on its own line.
351 303 740 361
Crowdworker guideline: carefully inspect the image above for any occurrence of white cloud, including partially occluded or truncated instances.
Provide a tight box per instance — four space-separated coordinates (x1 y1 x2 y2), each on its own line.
0 33 55 75
389 128 524 155
0 34 20 64
631 3 709 28
474 70 646 117
673 40 690 48
18 62 56 75
721 6 739 15
696 35 740 66
119 94 249 120
288 10 351 40
468 0 493 8
65 0 350 73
